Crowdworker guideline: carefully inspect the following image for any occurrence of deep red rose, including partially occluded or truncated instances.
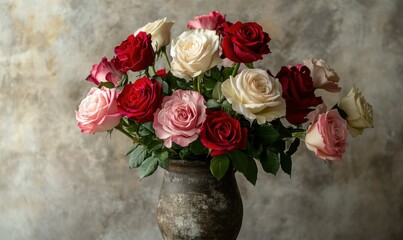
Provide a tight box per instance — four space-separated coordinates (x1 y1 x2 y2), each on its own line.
221 21 271 63
117 76 163 123
276 64 323 125
113 32 155 73
200 110 248 156
155 68 167 78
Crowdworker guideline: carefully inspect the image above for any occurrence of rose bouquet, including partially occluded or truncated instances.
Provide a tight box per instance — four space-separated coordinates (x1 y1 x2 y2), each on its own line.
76 11 374 185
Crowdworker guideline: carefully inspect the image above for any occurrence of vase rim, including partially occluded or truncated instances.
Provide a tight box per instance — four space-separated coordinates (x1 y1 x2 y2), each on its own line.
167 159 210 173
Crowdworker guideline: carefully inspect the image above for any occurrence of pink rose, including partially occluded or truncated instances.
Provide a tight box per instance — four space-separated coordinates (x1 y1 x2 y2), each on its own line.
86 57 124 86
305 109 348 161
76 87 122 134
187 11 226 30
153 90 206 148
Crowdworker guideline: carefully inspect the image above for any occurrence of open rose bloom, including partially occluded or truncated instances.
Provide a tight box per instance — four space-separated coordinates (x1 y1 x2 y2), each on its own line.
76 11 374 183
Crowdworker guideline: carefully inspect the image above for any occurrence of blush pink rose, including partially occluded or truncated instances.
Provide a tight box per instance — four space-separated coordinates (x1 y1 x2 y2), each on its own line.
305 109 348 161
303 58 341 93
86 56 124 86
76 87 122 134
187 11 226 30
153 90 206 148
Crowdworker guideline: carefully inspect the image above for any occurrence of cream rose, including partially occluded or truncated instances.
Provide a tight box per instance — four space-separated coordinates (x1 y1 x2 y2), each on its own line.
221 69 286 124
134 17 174 51
338 86 374 137
303 58 341 92
170 29 221 79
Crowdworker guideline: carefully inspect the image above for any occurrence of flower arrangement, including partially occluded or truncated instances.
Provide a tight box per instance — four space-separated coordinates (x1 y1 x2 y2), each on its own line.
76 11 374 185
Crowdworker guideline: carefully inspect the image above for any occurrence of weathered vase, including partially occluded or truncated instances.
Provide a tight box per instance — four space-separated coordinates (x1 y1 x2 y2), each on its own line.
156 159 243 240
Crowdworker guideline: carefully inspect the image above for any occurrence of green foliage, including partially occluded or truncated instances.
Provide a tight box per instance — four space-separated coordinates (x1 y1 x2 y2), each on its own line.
260 149 280 175
153 150 169 169
287 138 300 156
189 138 208 155
138 122 155 137
139 156 159 179
243 158 258 185
255 125 280 144
280 152 292 176
98 82 115 89
210 155 230 181
129 144 147 168
212 82 224 101
206 99 220 109
228 150 248 174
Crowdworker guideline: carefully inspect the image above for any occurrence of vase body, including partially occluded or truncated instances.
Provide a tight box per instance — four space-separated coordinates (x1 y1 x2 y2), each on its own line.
156 159 243 240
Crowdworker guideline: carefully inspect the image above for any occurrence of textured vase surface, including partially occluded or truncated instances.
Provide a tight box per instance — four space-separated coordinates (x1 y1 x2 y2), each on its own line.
156 159 243 240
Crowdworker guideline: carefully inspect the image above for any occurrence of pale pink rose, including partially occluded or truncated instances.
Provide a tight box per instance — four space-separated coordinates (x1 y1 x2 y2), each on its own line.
305 109 348 161
303 58 341 93
76 87 122 134
187 11 226 30
86 56 124 86
153 90 206 148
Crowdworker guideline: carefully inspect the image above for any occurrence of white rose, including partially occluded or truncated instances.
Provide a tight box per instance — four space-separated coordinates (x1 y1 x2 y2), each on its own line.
338 86 374 137
221 69 286 124
134 17 174 51
303 58 341 92
170 29 221 79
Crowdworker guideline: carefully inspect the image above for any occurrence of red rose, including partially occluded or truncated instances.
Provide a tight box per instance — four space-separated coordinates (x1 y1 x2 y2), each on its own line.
155 68 167 78
200 110 248 156
276 64 323 125
221 21 271 63
113 32 155 73
117 76 163 123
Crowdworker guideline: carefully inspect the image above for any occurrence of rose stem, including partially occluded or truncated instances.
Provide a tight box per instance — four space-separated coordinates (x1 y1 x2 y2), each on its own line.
150 65 157 75
231 63 241 77
114 125 139 143
162 48 171 68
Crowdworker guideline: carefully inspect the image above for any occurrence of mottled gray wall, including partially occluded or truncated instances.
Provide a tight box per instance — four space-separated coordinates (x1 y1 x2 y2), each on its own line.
1 0 402 239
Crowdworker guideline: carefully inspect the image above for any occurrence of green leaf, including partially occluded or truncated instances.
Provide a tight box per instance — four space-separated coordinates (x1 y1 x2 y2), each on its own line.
179 148 190 159
280 152 292 176
138 122 155 136
189 138 207 155
153 150 169 169
260 149 280 175
228 150 248 173
125 143 139 157
119 74 128 87
255 125 280 144
147 140 162 151
129 145 147 168
212 82 224 101
206 99 220 109
243 158 258 185
99 82 115 89
221 67 233 80
139 156 159 179
210 155 230 181
245 63 254 69
203 78 216 89
287 138 300 156
222 100 232 112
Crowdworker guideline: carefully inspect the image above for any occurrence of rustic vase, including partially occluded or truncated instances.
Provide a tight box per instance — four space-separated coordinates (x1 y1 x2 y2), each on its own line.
156 159 243 240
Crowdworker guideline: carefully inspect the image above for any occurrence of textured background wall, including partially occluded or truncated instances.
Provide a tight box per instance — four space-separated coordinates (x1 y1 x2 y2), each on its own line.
1 0 402 239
